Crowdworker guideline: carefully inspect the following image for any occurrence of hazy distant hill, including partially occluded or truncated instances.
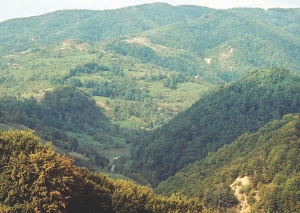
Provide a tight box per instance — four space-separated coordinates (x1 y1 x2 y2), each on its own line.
1 4 300 83
140 8 300 81
99 6 300 83
130 68 300 185
0 3 213 55
237 8 300 36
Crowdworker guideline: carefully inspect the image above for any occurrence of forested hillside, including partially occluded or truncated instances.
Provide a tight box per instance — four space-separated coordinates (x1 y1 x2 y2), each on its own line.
140 8 300 81
0 3 213 56
156 113 300 212
1 5 300 84
0 130 205 213
0 86 110 133
0 86 123 168
1 4 300 212
0 36 211 130
130 68 300 185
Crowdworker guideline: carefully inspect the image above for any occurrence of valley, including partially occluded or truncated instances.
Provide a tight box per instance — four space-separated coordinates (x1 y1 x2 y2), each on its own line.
1 3 300 212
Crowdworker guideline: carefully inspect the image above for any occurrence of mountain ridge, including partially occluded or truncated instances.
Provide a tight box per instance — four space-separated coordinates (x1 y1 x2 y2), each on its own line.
130 67 300 185
155 113 300 212
0 3 214 56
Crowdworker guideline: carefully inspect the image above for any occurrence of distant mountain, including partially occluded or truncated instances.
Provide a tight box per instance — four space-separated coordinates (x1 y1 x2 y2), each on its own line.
0 3 213 55
98 7 300 83
1 4 300 83
130 68 300 186
235 8 300 36
156 113 300 212
139 8 300 81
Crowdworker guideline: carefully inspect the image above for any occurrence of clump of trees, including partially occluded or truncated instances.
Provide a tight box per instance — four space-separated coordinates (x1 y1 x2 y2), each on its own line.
0 86 109 132
0 86 116 167
0 130 205 213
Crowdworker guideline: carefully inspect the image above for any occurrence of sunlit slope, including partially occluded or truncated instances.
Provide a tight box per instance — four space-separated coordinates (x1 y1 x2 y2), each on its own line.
156 113 300 212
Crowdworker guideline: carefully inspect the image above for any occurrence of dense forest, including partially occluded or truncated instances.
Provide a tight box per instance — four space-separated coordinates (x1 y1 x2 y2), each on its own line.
0 86 122 167
0 3 213 56
141 8 300 80
156 113 300 212
130 68 300 185
1 3 300 213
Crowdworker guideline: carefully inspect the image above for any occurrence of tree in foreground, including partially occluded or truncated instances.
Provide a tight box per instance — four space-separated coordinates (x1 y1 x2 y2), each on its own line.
0 130 205 213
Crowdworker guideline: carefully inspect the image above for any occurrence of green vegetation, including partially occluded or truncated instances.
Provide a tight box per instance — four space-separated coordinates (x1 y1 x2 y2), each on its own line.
156 114 300 212
0 86 124 168
2 4 300 130
1 4 300 213
0 3 213 56
0 37 211 130
2 4 300 86
142 8 300 81
130 68 300 185
0 130 205 213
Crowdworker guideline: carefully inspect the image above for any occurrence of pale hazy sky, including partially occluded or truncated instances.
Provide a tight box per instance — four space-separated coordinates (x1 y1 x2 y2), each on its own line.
1 0 300 22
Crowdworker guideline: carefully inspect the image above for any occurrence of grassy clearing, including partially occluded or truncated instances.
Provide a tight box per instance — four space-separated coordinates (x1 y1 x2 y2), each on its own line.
65 131 131 160
0 39 215 178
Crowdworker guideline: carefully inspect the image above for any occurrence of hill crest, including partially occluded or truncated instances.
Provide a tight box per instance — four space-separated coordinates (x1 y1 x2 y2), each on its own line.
130 67 300 185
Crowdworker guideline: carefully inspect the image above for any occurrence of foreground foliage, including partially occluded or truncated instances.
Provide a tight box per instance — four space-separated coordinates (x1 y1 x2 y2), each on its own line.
0 130 205 212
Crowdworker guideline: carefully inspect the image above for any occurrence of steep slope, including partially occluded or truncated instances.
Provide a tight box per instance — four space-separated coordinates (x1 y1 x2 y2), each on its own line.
156 113 300 212
0 3 214 55
131 68 300 185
